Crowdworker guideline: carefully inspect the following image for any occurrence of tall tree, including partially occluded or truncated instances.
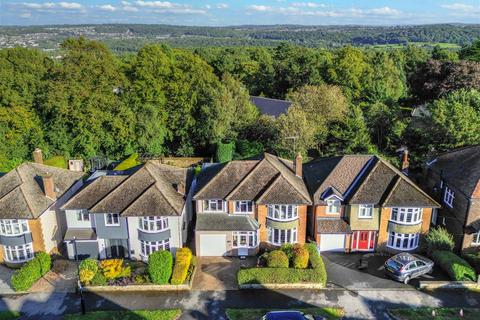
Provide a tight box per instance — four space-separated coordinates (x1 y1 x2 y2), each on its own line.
459 40 480 62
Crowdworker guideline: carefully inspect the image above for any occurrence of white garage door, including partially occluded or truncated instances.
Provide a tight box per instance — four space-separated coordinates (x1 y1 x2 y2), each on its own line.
199 234 227 256
319 234 346 252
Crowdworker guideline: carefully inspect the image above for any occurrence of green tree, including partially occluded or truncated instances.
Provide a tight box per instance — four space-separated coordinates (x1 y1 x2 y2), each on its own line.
432 45 459 62
459 40 480 62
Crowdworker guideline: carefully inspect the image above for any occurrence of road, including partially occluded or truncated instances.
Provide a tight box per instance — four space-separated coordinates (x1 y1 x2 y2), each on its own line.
1 288 479 319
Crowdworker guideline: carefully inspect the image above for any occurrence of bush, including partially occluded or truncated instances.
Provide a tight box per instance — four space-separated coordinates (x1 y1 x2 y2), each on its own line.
305 243 325 270
425 227 455 256
463 252 480 274
171 248 193 285
35 252 51 276
11 258 42 292
148 250 173 284
99 259 126 280
292 244 309 269
432 251 476 281
238 267 326 286
216 141 235 163
266 250 289 268
280 244 294 262
90 272 107 286
79 258 99 285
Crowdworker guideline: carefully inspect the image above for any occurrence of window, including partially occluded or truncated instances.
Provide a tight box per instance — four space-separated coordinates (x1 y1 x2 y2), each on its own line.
77 211 90 222
140 239 170 258
3 243 34 263
387 232 419 250
232 231 258 248
444 187 454 208
473 233 480 245
326 198 341 214
358 204 374 218
204 200 225 212
105 213 120 226
0 219 29 236
234 201 253 214
138 216 168 232
267 205 298 221
267 227 297 245
390 208 423 225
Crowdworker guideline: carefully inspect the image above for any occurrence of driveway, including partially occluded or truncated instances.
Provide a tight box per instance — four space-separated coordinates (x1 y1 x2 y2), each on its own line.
192 256 256 290
0 265 15 294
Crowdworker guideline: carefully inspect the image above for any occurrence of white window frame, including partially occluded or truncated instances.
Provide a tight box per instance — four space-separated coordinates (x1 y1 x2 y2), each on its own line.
387 232 419 251
232 231 258 248
267 226 298 245
0 219 29 236
390 208 423 225
472 233 480 246
139 239 170 259
267 205 298 221
326 198 341 214
105 213 120 226
443 187 454 208
204 199 226 213
3 243 34 263
138 216 169 233
358 204 374 219
234 201 253 214
77 211 90 222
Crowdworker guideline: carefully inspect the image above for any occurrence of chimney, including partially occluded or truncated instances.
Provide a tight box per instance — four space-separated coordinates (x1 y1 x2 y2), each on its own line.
68 159 84 172
42 173 56 200
176 182 186 195
401 149 409 175
33 148 43 164
294 152 303 178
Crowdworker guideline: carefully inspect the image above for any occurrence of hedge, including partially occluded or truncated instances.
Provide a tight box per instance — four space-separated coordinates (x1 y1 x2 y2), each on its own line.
425 227 455 256
11 252 51 292
432 250 476 281
305 243 326 271
238 267 326 285
292 244 309 269
171 248 192 285
266 250 289 268
148 250 173 284
463 253 480 274
216 141 234 163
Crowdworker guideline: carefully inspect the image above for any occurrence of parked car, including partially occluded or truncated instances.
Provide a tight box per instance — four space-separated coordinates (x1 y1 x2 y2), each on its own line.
384 253 434 284
260 311 321 320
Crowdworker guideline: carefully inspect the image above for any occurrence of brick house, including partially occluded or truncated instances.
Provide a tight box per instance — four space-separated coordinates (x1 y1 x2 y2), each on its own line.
0 149 84 266
304 155 440 253
420 145 480 253
193 153 311 256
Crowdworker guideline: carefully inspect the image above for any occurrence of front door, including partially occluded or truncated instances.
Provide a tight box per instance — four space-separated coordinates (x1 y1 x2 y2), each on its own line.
352 231 376 251
106 239 125 258
358 231 370 250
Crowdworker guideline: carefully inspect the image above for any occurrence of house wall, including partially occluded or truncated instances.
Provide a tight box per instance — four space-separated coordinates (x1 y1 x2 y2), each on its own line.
39 209 59 254
377 207 391 250
94 214 129 239
194 230 258 256
28 219 46 253
65 209 92 229
0 245 4 263
463 199 480 252
348 205 380 231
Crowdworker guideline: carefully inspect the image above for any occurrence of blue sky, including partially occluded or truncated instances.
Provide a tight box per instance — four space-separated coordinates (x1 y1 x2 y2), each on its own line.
1 1 479 26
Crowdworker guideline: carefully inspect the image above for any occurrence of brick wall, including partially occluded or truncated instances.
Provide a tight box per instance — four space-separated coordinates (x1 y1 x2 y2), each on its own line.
377 207 391 250
257 205 268 243
0 245 4 263
29 219 46 253
298 205 307 244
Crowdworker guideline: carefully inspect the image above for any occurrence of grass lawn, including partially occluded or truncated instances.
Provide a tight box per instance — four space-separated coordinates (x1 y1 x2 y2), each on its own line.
44 155 68 169
114 153 141 171
0 311 21 320
389 308 480 320
64 309 181 320
225 308 344 320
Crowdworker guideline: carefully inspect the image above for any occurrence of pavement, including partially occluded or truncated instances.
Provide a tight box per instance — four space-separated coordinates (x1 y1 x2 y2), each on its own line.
0 265 15 295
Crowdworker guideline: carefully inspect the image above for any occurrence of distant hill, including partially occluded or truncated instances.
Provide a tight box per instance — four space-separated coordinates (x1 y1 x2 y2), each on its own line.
1 24 478 52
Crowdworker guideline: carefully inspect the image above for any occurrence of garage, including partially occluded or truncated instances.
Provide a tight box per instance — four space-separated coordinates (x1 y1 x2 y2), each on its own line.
319 234 346 252
199 234 227 256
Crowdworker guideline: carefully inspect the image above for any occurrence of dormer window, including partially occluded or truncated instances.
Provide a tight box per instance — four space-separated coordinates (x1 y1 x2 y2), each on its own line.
326 198 341 214
234 201 253 214
443 187 454 208
204 199 225 213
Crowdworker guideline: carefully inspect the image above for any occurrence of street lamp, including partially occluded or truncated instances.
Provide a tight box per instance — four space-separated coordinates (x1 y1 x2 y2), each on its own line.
73 236 86 315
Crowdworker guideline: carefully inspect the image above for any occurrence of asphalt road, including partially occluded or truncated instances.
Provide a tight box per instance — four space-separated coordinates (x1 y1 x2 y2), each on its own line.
1 288 479 319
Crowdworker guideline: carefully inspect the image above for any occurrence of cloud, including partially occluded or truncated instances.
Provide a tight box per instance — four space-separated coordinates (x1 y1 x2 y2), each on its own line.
58 2 82 9
121 1 131 5
216 3 228 9
21 2 82 10
21 2 56 9
441 3 474 11
248 5 272 12
20 12 32 18
291 2 325 8
122 5 139 12
98 4 117 12
135 1 176 8
368 6 401 16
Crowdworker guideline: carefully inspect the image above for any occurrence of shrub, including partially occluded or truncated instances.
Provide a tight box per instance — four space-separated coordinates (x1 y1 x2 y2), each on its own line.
292 244 309 269
280 244 294 262
134 274 148 285
79 269 96 285
425 227 455 256
171 248 193 285
266 250 289 268
11 258 42 292
90 272 107 286
305 243 325 270
79 258 98 273
238 267 327 286
432 251 476 281
463 252 480 274
148 250 173 284
35 252 51 276
216 141 235 163
100 259 124 280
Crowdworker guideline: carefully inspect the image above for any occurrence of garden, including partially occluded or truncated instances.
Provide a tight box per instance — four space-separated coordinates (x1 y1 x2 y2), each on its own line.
64 310 182 320
10 251 51 292
79 248 196 287
237 243 327 286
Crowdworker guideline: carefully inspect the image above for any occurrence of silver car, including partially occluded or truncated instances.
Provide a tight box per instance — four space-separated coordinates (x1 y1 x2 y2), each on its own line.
384 253 434 284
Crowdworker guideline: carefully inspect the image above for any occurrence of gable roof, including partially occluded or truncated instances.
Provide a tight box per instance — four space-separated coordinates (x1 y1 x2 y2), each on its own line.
0 163 84 219
250 96 292 118
194 153 311 205
62 161 192 216
426 145 480 197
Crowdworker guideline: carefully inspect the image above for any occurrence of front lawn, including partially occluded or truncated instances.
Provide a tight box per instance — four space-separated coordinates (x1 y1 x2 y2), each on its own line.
226 308 344 320
44 156 67 169
64 309 181 320
389 308 480 320
0 311 21 320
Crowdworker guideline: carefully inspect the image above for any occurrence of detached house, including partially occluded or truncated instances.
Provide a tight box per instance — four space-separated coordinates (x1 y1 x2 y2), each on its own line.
193 153 311 256
421 145 480 253
61 161 193 261
0 149 84 266
304 155 439 253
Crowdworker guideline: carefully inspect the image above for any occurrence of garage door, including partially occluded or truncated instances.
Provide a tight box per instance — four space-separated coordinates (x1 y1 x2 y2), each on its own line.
199 234 227 256
319 234 345 252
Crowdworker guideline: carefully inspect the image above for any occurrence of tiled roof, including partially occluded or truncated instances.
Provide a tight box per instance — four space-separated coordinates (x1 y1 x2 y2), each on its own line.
196 213 259 231
250 96 292 118
317 218 351 234
0 163 84 219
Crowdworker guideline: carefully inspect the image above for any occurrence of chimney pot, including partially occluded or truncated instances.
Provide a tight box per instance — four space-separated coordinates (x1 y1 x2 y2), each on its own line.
401 149 409 175
33 148 43 165
42 173 56 200
294 152 303 178
176 182 186 195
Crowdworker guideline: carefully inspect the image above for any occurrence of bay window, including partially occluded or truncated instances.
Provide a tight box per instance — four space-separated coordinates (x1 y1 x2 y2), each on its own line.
138 216 168 232
232 231 257 248
234 201 253 214
326 199 341 214
358 204 374 218
390 208 423 225
267 226 297 245
472 233 480 245
105 213 120 226
140 239 170 258
0 219 29 236
267 205 298 221
204 199 225 212
3 243 34 263
387 232 419 250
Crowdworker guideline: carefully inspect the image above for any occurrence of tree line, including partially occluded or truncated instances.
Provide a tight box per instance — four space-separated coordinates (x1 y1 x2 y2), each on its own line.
1 38 479 172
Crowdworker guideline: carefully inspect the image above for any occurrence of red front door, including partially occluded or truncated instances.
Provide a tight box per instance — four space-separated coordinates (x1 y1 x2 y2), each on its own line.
352 231 375 251
358 231 370 250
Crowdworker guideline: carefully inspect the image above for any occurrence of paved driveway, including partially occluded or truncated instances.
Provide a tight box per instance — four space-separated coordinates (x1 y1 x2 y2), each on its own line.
0 265 15 294
192 256 256 290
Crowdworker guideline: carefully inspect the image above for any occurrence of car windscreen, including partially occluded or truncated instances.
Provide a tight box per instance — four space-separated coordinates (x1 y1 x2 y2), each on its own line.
266 312 305 320
386 259 403 271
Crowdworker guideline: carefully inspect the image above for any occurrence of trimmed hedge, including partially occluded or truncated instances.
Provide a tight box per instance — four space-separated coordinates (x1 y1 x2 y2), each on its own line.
305 243 326 271
216 141 235 163
171 248 193 285
238 267 326 285
148 250 173 284
292 244 309 269
432 250 476 281
266 250 289 268
463 253 480 274
11 252 51 292
425 227 455 256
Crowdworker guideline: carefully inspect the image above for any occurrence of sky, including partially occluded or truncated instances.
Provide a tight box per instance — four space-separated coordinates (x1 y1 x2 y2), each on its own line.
1 0 479 26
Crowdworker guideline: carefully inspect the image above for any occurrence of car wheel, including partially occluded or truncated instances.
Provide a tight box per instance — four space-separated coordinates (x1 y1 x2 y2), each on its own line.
403 276 410 284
